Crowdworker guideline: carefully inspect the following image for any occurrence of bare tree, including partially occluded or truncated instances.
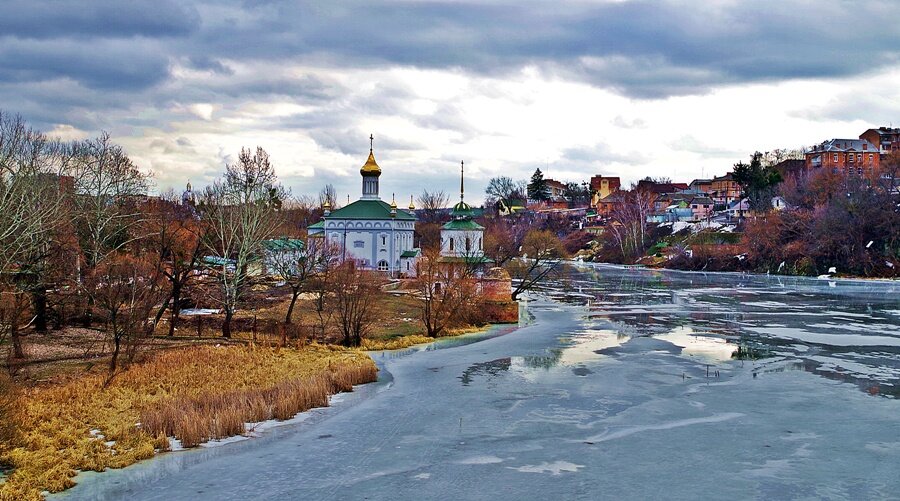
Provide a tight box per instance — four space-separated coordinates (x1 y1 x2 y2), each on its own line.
87 256 163 375
485 176 526 205
507 229 565 300
416 189 449 223
71 132 150 271
606 187 655 261
0 112 73 361
200 147 286 338
268 237 340 324
318 183 339 210
483 217 529 267
331 262 381 347
413 248 478 337
143 194 204 336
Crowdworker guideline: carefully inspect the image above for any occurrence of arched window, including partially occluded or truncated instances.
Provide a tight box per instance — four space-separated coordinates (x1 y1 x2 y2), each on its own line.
449 238 455 251
465 237 471 251
377 260 389 271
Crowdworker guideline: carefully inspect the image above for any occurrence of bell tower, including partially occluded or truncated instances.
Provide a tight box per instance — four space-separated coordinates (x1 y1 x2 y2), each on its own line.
360 134 381 200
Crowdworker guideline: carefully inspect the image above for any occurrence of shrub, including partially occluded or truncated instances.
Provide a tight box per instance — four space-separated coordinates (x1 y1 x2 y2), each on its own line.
0 373 17 456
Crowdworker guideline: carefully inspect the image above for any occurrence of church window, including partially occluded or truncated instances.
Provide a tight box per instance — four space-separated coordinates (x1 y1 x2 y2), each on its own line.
381 236 386 246
465 237 471 251
377 260 388 271
353 240 365 248
449 238 455 251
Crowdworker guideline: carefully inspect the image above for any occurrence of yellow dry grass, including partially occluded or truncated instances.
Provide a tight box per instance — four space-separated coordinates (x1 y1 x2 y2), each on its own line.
0 344 376 501
360 335 435 351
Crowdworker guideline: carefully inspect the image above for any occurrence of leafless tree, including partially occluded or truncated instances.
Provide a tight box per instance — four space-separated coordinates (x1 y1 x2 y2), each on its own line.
268 237 340 324
483 217 529 267
0 112 73 361
318 183 339 210
485 176 526 206
70 132 150 272
331 262 381 347
200 147 286 337
507 229 565 300
416 189 449 223
143 193 204 336
87 256 163 376
413 248 478 337
606 187 655 261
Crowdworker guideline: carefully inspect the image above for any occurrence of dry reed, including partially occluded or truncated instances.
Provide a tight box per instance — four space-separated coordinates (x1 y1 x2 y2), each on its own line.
0 344 376 501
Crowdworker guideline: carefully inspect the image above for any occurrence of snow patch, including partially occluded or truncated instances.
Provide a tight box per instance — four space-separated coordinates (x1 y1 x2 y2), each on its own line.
509 461 584 475
456 455 505 465
584 413 744 443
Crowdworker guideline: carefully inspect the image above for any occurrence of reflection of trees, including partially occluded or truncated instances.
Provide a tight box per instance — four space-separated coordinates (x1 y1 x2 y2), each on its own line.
521 350 563 369
459 357 511 386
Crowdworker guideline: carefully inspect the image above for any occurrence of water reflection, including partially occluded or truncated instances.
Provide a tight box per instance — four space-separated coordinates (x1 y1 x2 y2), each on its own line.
655 326 736 363
535 263 900 398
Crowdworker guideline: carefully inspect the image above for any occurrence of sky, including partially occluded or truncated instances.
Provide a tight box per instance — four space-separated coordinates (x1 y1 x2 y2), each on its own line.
3 0 900 205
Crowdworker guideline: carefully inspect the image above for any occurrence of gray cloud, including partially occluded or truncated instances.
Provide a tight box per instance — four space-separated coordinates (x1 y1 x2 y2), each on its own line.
2 0 899 198
5 0 899 100
0 1 199 39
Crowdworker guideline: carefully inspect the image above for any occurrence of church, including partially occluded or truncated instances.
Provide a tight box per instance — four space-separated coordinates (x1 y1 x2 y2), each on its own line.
307 137 417 275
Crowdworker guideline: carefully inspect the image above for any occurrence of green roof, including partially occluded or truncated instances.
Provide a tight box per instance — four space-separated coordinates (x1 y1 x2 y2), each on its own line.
400 249 420 258
262 238 305 252
308 220 324 229
325 199 416 221
442 219 484 231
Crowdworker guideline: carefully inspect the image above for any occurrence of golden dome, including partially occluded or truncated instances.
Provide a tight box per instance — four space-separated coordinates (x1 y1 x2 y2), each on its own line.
408 195 415 210
390 194 397 209
360 150 381 176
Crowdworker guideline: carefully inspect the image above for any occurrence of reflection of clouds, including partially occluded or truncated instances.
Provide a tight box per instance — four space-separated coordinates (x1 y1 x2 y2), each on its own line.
558 329 626 366
655 326 736 363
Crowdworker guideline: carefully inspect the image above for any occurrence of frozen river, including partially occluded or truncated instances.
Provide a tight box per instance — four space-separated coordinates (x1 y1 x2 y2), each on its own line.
61 265 900 500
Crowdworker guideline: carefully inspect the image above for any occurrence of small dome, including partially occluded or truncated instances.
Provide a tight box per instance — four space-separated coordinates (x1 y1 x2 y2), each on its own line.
408 195 415 211
360 150 381 176
452 200 472 213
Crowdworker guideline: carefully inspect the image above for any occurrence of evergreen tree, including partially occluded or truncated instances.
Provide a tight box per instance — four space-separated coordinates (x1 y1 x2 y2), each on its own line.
527 168 550 201
732 151 783 212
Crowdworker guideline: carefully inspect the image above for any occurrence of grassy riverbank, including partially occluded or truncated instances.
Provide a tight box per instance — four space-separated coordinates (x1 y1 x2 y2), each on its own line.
0 345 376 501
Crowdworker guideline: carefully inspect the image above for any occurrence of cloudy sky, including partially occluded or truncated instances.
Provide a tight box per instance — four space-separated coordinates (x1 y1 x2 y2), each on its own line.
3 0 900 204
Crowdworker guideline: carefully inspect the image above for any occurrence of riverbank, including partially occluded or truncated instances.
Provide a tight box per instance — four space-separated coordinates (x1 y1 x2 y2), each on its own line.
54 277 900 499
0 345 376 501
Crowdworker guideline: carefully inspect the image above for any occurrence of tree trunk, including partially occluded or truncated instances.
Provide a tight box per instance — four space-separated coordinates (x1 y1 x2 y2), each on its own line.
32 288 48 333
222 309 233 338
285 289 300 324
109 328 121 374
153 292 172 329
10 322 25 360
167 283 182 337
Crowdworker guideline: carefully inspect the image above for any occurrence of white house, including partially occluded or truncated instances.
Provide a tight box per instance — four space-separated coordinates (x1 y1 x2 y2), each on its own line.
307 137 418 275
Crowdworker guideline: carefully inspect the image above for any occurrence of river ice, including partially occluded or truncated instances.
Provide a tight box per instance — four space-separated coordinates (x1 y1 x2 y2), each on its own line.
59 265 900 500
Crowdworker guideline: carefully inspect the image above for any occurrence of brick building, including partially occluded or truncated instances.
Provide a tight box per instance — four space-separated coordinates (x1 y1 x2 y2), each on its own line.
859 127 900 154
710 173 741 204
805 138 880 176
544 178 567 201
589 174 621 206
